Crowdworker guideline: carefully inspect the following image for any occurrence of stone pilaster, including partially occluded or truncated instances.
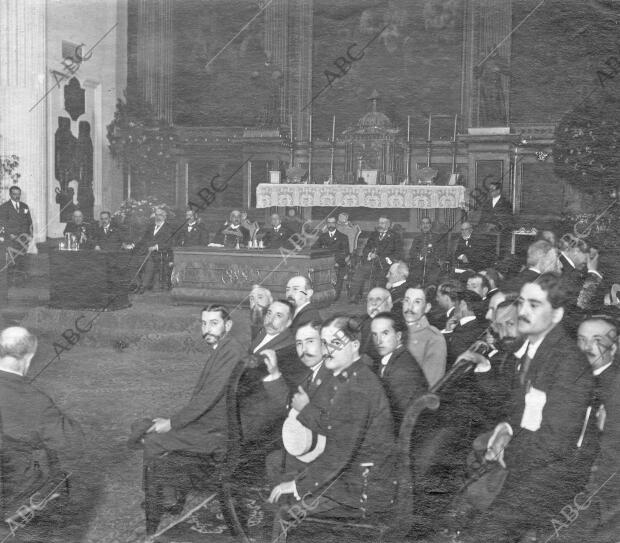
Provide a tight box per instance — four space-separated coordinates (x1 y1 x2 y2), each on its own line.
0 0 48 241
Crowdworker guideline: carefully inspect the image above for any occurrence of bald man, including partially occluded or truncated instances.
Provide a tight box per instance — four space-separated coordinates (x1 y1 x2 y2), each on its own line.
0 327 83 531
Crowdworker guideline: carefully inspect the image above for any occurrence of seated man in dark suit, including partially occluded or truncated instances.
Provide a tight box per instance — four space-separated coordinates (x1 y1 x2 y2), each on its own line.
446 289 486 368
349 216 402 303
138 305 248 509
286 275 322 334
215 209 250 248
175 209 209 247
0 327 84 540
314 216 349 301
371 311 428 431
385 261 410 317
262 213 294 250
454 274 593 542
452 221 493 271
268 315 397 522
127 208 174 293
0 185 33 283
93 211 122 251
576 311 620 541
408 216 445 285
63 209 94 249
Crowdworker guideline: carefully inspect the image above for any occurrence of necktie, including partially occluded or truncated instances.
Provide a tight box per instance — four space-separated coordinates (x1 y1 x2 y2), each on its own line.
519 354 532 387
104 227 109 234
14 202 19 212
380 233 385 241
465 239 470 247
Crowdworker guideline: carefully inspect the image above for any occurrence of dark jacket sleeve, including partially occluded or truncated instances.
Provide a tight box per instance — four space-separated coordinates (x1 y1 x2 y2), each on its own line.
383 353 428 426
170 342 243 430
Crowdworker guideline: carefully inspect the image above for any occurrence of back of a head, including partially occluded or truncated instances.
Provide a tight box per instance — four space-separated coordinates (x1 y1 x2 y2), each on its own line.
456 289 484 319
438 280 462 302
0 327 37 361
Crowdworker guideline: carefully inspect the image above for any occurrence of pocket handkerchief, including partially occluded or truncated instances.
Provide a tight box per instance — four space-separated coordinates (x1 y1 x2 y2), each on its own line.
520 386 547 431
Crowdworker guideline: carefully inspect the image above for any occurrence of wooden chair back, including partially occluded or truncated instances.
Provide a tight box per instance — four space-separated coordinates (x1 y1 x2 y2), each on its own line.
387 393 440 537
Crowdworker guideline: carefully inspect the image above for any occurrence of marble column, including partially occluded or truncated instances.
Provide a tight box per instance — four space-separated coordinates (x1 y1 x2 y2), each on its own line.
0 0 48 241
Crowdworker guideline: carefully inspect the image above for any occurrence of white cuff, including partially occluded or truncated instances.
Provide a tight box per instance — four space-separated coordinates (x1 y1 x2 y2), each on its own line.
292 482 301 500
262 372 282 382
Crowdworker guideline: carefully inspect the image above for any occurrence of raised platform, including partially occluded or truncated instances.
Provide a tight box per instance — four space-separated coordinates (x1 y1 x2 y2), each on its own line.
170 246 336 305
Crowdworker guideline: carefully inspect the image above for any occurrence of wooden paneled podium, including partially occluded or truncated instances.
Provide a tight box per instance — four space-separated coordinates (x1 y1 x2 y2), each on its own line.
170 247 336 306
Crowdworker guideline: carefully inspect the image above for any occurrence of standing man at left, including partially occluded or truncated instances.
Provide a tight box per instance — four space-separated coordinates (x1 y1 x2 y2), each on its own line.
0 186 33 285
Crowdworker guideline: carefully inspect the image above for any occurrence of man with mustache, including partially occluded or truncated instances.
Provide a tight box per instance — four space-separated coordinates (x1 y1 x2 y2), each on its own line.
402 286 447 387
265 320 334 482
248 285 273 341
268 316 396 521
286 276 321 334
138 305 246 508
448 273 594 542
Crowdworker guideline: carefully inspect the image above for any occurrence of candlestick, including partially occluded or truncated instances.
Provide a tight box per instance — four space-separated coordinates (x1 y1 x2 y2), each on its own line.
309 113 312 143
407 115 410 142
331 115 336 142
427 113 432 141
453 113 458 142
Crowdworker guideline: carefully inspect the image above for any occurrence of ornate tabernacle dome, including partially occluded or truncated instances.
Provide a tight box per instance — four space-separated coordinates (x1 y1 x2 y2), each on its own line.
341 90 405 184
356 90 394 132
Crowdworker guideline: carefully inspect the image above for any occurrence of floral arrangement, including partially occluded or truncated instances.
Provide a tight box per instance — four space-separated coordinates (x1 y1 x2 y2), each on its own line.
106 92 178 201
0 155 20 199
113 196 176 222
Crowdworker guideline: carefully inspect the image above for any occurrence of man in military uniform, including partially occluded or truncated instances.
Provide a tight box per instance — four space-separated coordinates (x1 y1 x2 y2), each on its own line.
402 286 447 387
349 216 402 303
408 217 445 285
314 216 349 301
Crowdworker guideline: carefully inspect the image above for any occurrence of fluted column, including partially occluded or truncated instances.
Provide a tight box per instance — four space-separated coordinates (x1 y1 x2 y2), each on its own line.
0 0 48 241
460 0 512 127
136 0 172 121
